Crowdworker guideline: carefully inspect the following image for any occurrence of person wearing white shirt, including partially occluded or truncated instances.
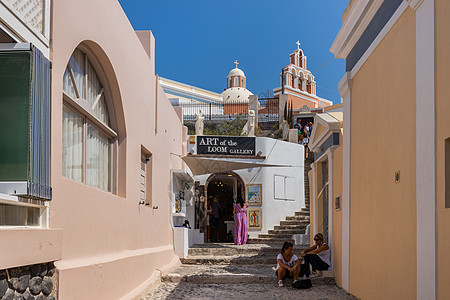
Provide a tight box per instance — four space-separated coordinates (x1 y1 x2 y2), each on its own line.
275 242 301 287
301 233 330 277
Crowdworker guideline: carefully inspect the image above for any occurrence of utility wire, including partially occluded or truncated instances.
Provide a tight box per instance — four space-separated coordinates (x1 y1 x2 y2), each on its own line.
312 55 334 73
316 85 340 94
311 55 340 94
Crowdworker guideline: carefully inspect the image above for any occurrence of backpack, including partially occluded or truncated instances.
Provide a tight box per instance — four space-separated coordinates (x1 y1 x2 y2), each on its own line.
292 279 312 289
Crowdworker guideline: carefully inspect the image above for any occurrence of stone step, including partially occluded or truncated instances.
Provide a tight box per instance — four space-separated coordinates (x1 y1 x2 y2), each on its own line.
285 216 309 221
297 208 310 212
280 220 308 226
247 238 296 245
187 243 304 257
188 243 285 256
162 265 335 285
268 229 305 235
274 225 308 231
181 255 276 265
297 209 310 214
287 213 309 218
258 233 296 239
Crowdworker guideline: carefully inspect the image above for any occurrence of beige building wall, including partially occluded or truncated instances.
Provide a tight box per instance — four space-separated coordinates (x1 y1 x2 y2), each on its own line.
332 138 343 286
435 0 450 298
349 9 417 300
308 169 314 245
316 163 324 237
314 126 327 140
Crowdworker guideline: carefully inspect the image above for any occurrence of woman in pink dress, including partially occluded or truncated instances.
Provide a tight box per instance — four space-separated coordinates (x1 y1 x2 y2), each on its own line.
233 196 248 245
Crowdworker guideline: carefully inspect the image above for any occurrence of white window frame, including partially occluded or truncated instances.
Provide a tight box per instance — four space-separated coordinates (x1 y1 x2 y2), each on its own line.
274 175 296 201
62 46 118 194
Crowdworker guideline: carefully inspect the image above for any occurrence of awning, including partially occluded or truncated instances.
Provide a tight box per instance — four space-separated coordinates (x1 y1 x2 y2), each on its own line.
181 156 289 176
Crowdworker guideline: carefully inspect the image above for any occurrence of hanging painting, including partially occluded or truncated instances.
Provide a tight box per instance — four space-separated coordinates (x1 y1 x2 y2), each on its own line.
248 208 262 229
247 184 262 206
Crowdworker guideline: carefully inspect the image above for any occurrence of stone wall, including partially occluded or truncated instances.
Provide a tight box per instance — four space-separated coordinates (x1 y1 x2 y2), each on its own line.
0 262 57 300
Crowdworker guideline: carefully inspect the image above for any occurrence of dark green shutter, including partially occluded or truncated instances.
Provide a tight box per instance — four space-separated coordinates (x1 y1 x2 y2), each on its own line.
0 44 52 200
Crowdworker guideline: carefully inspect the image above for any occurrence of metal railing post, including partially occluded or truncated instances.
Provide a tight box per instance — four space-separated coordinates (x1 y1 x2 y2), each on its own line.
209 103 212 120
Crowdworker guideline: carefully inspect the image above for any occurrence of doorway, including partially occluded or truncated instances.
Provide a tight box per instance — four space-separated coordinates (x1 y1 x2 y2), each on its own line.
205 172 244 243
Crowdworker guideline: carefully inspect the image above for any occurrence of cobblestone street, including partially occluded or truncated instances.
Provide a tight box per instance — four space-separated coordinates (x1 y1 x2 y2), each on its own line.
144 282 356 300
142 243 356 300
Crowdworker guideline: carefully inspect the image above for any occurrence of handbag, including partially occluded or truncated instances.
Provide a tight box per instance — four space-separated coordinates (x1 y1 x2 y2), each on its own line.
292 279 312 289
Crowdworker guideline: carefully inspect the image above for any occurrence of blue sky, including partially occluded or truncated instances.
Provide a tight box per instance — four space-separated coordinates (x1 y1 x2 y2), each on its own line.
118 0 349 104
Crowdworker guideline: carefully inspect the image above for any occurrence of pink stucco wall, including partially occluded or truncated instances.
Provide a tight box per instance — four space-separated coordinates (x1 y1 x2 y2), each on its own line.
50 0 184 298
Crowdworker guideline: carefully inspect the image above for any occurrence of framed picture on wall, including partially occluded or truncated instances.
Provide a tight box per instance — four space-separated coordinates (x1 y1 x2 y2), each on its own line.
248 208 262 229
247 184 262 206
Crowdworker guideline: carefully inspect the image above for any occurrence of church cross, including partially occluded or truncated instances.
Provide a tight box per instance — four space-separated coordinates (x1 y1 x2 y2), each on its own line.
296 40 301 50
234 60 239 68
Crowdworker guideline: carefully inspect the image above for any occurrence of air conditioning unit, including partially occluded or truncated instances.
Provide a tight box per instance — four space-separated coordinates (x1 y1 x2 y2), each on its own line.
0 43 51 200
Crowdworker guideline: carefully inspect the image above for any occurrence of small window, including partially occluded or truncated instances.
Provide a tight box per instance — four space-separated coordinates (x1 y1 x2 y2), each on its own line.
141 151 152 205
234 77 239 87
335 196 341 210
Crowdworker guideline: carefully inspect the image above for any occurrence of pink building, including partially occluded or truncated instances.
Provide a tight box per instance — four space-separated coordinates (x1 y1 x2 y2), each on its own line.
0 0 186 298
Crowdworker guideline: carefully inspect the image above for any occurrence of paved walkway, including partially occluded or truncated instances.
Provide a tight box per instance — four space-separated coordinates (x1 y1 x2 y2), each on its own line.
142 243 356 300
144 282 356 299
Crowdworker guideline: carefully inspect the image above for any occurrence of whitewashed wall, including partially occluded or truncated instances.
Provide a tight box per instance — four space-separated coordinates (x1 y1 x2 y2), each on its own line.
193 137 305 238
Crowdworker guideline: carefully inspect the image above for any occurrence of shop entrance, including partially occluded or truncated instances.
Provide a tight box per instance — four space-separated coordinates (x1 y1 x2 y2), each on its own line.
205 172 244 243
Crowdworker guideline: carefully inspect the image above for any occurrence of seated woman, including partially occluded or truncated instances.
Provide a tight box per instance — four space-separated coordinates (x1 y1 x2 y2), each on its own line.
275 242 301 287
301 233 330 277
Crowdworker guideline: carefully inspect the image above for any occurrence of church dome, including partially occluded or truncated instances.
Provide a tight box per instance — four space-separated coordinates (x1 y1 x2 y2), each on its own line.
221 87 253 103
228 67 245 77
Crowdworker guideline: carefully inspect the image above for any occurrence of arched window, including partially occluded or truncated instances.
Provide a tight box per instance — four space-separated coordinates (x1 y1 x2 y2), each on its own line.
306 81 312 94
62 48 116 192
234 76 239 87
298 73 304 90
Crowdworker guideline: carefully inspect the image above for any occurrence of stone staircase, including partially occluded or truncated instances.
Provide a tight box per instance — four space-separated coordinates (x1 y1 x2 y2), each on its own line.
144 154 345 298
305 155 314 209
247 155 314 245
247 209 310 244
160 243 334 285
145 242 344 299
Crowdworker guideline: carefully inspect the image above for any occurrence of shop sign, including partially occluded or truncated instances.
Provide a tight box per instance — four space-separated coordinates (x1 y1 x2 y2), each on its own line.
196 136 256 156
